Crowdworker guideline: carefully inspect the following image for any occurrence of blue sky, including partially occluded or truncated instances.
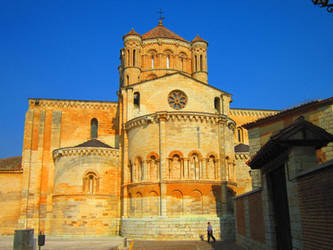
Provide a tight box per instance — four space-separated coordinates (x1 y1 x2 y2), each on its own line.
0 1 332 158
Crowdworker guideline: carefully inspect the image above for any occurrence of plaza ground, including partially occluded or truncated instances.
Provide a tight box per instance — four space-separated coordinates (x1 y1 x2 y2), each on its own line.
0 236 245 250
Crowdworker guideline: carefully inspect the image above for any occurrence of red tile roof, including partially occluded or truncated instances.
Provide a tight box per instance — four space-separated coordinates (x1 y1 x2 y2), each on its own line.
192 35 207 44
243 97 333 130
0 156 22 171
122 28 141 40
75 139 113 148
142 24 188 42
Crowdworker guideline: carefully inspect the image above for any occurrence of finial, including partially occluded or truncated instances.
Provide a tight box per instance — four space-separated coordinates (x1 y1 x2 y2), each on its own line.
157 9 165 25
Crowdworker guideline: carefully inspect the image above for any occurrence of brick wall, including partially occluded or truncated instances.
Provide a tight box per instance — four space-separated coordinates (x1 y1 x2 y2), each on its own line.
235 190 268 250
248 191 265 243
235 198 246 236
297 163 333 249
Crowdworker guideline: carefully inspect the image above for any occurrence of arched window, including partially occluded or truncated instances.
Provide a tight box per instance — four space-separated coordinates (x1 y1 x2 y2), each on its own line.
127 49 130 65
195 55 198 71
127 75 129 85
167 55 170 69
207 155 217 179
133 49 136 66
237 128 243 143
181 58 184 71
90 118 98 139
200 55 203 71
134 92 140 108
214 97 220 113
151 55 154 69
135 157 143 182
83 172 99 194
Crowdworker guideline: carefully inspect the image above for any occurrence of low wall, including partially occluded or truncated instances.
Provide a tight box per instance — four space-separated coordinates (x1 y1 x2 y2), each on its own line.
235 189 268 250
120 216 234 240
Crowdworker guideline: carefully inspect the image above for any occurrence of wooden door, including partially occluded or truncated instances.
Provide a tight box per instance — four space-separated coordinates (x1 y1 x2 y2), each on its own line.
269 166 292 250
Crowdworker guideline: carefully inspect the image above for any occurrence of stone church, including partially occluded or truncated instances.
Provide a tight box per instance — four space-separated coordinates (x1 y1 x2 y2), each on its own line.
0 21 278 239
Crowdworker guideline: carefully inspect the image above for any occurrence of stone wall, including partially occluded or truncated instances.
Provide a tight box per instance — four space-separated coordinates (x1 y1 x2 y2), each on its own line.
121 216 234 240
0 172 23 234
50 195 120 236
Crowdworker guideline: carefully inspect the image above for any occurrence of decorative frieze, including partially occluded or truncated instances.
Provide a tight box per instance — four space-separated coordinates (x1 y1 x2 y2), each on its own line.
53 147 119 160
125 111 234 130
143 38 191 48
230 108 278 118
235 153 250 160
29 98 118 110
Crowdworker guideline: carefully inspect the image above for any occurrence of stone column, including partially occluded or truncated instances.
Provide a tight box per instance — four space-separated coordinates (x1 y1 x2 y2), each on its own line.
159 113 167 216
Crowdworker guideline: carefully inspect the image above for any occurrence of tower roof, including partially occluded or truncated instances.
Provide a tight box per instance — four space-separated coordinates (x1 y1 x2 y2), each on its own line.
122 28 141 40
142 23 188 42
192 34 208 44
75 139 113 148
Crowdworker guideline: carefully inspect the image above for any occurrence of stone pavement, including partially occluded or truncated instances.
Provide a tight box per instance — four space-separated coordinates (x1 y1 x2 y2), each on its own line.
0 236 246 250
0 236 124 250
129 240 246 250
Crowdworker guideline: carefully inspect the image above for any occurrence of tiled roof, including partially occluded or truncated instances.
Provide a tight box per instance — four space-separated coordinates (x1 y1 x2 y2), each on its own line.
235 143 249 153
192 35 207 44
243 97 333 130
122 28 141 40
142 24 188 42
247 116 333 170
75 139 113 148
0 156 22 171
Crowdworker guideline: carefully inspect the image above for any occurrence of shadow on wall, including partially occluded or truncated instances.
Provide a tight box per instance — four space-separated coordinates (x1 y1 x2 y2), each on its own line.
215 185 236 240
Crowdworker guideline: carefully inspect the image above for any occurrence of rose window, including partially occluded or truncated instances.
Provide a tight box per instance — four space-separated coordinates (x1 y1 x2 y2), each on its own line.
168 90 187 110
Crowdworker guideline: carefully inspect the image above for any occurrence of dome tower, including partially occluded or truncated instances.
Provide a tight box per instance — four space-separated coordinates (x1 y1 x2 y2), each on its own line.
191 35 208 83
121 29 142 86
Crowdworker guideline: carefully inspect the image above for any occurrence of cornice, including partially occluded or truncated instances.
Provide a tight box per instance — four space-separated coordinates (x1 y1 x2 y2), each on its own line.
53 147 119 161
230 108 279 117
142 38 191 48
0 170 23 174
29 99 118 110
125 112 235 130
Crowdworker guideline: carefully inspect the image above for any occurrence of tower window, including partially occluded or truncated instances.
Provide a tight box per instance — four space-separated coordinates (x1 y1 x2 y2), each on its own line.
133 49 136 66
181 58 184 71
127 75 129 85
214 97 220 113
127 50 130 66
195 55 198 71
200 55 203 71
237 128 243 143
152 56 154 69
134 92 140 108
90 118 98 139
167 56 170 69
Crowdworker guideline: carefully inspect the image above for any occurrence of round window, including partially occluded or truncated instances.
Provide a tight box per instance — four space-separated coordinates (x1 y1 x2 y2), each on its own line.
168 90 187 110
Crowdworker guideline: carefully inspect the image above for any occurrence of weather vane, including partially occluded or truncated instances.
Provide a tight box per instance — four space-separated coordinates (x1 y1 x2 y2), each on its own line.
157 9 165 24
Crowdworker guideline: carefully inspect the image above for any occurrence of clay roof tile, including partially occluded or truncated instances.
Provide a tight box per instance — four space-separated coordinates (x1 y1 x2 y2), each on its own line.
122 28 141 40
192 34 207 44
142 24 188 42
0 156 22 171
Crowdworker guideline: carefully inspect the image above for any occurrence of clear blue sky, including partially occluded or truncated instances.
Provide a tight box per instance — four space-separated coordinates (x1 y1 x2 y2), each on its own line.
0 1 332 158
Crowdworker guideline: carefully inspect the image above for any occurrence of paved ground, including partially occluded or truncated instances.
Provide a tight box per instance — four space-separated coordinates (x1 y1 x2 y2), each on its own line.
130 240 246 250
0 236 245 250
0 236 123 250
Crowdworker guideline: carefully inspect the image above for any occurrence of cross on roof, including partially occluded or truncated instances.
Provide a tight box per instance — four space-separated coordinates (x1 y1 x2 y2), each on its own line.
157 9 165 24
